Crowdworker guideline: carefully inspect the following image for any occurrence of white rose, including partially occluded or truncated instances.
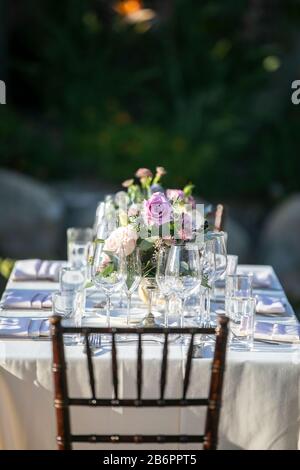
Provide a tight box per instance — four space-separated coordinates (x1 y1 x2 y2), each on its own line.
104 226 138 256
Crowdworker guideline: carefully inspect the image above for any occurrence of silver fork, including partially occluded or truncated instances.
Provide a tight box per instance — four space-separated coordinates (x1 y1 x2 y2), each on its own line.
83 334 102 354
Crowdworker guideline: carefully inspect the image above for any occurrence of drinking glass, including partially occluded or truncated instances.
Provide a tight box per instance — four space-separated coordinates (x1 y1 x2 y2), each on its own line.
91 242 126 327
207 232 227 300
104 195 118 232
225 274 253 321
59 266 86 292
199 239 217 325
52 290 74 318
165 243 202 332
67 227 93 268
52 290 83 344
227 297 256 350
141 277 159 327
156 245 173 327
93 201 106 236
59 265 87 319
123 248 142 325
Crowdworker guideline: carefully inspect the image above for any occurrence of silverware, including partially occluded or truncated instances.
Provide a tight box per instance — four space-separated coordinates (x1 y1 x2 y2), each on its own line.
83 333 102 354
254 338 281 345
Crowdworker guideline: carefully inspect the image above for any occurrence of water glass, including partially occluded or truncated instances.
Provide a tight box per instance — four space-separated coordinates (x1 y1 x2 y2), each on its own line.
59 266 86 292
228 297 256 350
52 290 74 319
225 274 253 298
219 255 238 281
156 245 173 327
165 242 202 332
52 290 83 344
67 227 93 268
225 274 253 321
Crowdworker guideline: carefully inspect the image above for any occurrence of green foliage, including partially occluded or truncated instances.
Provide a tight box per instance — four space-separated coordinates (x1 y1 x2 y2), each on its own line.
1 0 300 199
0 258 15 279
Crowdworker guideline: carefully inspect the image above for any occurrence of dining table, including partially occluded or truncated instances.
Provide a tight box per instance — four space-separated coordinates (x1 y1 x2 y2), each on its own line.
0 261 299 450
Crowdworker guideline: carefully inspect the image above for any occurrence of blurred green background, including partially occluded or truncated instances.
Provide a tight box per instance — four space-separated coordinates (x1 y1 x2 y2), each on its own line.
1 0 300 307
1 0 300 201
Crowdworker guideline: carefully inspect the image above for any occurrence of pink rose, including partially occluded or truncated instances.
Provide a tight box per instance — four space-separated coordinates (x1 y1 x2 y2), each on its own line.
122 178 134 188
135 168 153 179
128 203 140 217
166 189 185 202
156 166 166 177
143 192 172 226
104 226 138 256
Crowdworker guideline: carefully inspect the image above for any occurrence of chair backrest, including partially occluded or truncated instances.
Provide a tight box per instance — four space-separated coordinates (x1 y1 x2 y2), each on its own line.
50 316 229 450
214 204 226 232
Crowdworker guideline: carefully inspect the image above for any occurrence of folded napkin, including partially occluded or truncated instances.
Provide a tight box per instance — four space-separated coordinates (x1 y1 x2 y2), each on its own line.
255 294 286 315
254 321 300 343
12 260 64 282
94 308 159 327
0 317 49 338
251 271 273 288
1 290 52 310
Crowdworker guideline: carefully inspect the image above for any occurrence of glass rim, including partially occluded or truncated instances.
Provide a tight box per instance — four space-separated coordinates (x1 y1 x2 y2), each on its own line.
67 226 93 234
226 273 253 279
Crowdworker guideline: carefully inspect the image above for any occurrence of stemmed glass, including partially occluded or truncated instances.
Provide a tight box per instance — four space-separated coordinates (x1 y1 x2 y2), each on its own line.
165 243 202 333
200 239 217 326
123 248 142 325
208 232 227 300
156 245 173 327
91 242 126 327
141 277 159 327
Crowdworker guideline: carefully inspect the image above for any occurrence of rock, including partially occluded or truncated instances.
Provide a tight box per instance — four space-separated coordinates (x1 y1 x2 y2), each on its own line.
225 217 251 263
259 194 300 301
53 180 117 229
0 170 64 258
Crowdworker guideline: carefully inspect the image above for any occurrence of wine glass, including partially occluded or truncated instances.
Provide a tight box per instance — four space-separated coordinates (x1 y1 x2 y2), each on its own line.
141 277 159 327
91 242 126 327
156 245 173 327
123 248 142 325
200 239 217 326
208 232 227 300
165 243 202 333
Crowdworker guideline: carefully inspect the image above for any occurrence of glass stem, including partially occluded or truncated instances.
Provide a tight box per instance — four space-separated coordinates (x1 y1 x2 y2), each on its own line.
106 294 111 328
205 288 211 326
199 287 205 326
164 295 169 327
127 293 131 326
211 280 216 301
180 297 184 329
119 290 124 308
148 289 153 316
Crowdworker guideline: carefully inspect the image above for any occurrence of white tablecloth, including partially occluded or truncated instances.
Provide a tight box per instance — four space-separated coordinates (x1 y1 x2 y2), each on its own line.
0 265 299 450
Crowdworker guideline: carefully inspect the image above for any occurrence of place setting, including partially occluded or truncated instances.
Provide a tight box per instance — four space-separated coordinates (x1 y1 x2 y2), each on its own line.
0 167 298 356
0 165 299 453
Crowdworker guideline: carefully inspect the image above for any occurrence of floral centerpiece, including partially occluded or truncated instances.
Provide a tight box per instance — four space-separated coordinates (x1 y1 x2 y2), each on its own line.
100 167 205 278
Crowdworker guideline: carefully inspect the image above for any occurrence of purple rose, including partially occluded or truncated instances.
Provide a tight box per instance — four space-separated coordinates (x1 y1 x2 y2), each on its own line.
166 189 185 202
144 192 172 226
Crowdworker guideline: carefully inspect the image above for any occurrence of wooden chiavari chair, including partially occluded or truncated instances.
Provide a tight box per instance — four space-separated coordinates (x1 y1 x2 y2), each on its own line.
214 204 225 232
50 315 229 450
